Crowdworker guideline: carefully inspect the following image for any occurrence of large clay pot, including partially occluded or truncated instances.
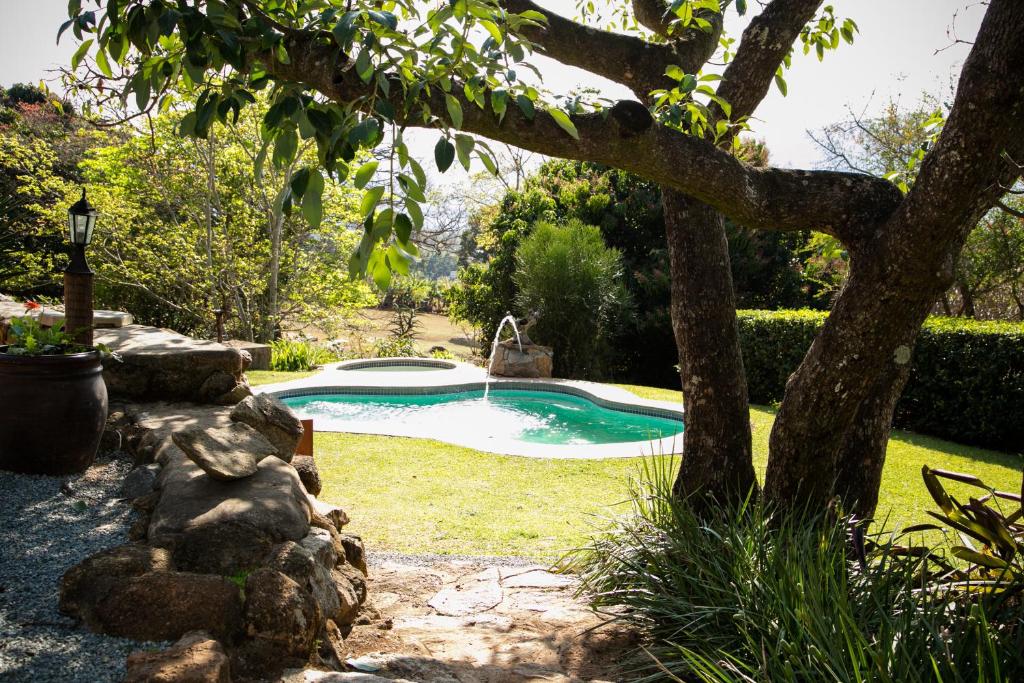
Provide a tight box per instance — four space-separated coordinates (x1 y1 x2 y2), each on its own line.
0 348 108 474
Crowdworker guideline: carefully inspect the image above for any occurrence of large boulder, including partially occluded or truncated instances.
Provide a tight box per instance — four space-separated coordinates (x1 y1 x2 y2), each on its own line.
229 394 303 461
291 455 322 496
65 569 243 641
96 325 251 404
243 568 321 660
125 631 231 683
488 341 554 378
171 422 277 481
60 544 173 618
149 454 311 546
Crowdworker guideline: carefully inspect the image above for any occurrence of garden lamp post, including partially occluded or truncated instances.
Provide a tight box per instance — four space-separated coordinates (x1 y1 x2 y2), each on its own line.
65 188 98 346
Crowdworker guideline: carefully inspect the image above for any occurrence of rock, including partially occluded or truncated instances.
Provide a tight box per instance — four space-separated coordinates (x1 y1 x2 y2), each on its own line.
244 568 321 660
501 568 575 588
68 569 243 641
125 631 231 683
229 394 303 461
149 453 311 544
309 497 350 530
224 340 271 370
215 382 253 406
265 540 341 623
122 463 161 499
338 533 367 576
95 325 248 404
488 341 553 378
300 528 339 568
316 619 347 670
427 568 503 617
292 455 322 496
172 423 277 481
60 544 173 619
332 567 364 626
168 521 276 575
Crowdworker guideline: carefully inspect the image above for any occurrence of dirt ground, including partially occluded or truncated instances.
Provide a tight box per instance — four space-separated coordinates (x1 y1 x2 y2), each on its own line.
354 309 481 361
298 308 481 362
321 557 638 683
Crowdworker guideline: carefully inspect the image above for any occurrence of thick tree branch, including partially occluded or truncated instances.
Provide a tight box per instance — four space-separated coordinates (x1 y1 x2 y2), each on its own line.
716 0 823 121
269 35 900 242
501 0 718 99
885 0 1024 281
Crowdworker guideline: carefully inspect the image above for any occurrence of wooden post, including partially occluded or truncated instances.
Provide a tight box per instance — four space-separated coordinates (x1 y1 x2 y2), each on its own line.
63 270 94 347
296 419 314 457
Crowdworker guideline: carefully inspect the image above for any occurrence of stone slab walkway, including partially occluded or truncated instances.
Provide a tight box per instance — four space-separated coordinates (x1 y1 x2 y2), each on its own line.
283 557 637 683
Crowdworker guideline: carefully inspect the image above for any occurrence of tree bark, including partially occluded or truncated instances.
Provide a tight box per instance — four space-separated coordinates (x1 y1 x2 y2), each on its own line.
663 189 757 505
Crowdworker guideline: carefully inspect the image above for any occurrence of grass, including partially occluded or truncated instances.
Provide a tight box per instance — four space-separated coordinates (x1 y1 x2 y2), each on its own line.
246 369 316 386
261 373 1023 558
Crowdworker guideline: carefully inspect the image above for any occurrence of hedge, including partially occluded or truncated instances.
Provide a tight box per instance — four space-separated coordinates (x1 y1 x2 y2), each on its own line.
736 310 1024 451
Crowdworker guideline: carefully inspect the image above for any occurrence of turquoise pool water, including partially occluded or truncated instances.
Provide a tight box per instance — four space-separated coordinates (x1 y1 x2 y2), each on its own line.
282 389 684 445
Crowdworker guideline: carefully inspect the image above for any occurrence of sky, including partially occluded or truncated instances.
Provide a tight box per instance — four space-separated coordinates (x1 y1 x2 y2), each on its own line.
0 0 985 171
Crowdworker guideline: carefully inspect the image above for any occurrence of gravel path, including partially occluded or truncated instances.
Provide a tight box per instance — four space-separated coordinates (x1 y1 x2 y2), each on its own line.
0 453 153 683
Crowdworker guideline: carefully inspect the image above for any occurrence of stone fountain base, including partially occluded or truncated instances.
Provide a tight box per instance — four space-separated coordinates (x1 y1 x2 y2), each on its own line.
489 340 553 378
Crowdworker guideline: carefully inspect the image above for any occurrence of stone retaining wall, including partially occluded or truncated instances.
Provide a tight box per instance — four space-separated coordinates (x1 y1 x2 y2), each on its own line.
61 395 366 681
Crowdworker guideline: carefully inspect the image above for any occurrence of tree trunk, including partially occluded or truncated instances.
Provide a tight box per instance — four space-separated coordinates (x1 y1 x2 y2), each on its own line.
830 358 912 519
662 189 757 506
764 250 944 514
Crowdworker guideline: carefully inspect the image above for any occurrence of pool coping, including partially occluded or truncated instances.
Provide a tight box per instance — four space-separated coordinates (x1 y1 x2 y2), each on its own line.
253 359 685 459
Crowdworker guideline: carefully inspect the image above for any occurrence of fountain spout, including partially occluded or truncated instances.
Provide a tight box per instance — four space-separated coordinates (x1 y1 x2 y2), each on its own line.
484 313 522 399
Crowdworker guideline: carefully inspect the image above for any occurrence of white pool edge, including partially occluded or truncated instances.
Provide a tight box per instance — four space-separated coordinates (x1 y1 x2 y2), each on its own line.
253 360 685 459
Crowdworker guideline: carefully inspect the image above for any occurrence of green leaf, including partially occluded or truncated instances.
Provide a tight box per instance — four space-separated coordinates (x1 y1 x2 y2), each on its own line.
445 94 463 128
547 108 579 140
360 186 386 218
354 160 378 189
406 199 424 230
301 169 325 227
665 65 685 81
71 39 93 70
387 245 410 276
455 134 475 171
272 128 298 168
515 94 535 120
394 213 413 243
479 19 503 44
774 71 787 97
434 137 455 172
372 249 392 290
95 45 113 77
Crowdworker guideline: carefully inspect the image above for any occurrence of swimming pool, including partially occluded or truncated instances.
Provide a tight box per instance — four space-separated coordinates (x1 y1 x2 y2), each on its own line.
280 388 684 455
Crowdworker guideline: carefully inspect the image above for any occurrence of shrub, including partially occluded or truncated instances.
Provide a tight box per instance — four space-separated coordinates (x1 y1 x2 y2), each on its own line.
736 310 1024 450
515 220 629 379
372 336 417 358
269 339 336 371
567 459 1024 682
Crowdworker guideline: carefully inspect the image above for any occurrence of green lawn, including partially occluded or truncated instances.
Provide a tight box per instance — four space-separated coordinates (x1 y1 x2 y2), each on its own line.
255 373 1024 558
247 369 316 386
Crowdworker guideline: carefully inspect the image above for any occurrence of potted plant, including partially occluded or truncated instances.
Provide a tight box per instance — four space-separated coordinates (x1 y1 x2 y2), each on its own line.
0 302 109 475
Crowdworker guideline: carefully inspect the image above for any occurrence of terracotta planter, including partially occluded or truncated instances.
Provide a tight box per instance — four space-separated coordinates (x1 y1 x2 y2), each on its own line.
0 348 108 475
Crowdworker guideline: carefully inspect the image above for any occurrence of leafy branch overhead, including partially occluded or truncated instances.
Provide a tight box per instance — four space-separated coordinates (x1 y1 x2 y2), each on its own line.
62 0 868 288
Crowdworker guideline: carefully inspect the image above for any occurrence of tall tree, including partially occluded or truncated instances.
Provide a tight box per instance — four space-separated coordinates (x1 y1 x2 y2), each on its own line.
64 0 1024 517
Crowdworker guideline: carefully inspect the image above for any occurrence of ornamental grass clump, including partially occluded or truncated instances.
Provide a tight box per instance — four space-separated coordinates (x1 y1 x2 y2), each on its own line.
268 338 336 371
566 457 1024 682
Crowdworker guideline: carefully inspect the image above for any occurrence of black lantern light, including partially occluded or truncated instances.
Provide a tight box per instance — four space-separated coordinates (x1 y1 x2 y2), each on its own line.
64 188 99 345
66 188 98 274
